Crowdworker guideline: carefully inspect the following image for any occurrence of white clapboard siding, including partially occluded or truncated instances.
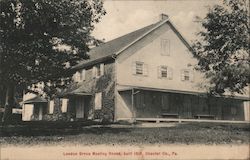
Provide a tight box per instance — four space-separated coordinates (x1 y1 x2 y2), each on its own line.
181 70 185 81
94 92 102 110
61 98 68 113
157 66 161 78
132 62 137 75
190 70 194 82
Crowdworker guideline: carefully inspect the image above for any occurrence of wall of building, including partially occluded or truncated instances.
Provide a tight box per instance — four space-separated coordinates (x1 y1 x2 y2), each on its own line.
116 22 206 93
114 22 248 121
67 60 116 122
115 90 133 120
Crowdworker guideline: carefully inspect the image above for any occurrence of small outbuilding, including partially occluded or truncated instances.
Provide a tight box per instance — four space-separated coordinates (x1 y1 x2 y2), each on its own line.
22 96 48 121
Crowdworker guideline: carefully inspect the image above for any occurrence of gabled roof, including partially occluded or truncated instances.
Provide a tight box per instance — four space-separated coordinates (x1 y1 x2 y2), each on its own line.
23 96 47 104
74 16 193 70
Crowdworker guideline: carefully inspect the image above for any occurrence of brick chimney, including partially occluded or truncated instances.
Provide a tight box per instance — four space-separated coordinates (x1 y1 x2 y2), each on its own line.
159 13 169 21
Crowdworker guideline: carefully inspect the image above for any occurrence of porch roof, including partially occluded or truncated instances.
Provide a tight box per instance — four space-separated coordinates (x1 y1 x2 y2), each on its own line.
58 90 92 98
61 92 92 98
23 96 48 104
117 85 250 101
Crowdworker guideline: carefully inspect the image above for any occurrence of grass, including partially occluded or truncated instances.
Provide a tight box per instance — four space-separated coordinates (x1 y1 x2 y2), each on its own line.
0 122 249 146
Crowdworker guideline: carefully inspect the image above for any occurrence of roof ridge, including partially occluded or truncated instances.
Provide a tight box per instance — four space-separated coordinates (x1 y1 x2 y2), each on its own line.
94 21 160 48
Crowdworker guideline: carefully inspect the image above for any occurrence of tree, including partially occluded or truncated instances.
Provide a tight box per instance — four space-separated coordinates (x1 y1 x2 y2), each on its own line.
0 0 105 123
192 0 249 95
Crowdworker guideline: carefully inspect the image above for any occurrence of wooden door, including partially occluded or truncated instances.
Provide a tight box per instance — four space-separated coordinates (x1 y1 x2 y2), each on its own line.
38 105 43 120
76 97 84 119
183 96 192 118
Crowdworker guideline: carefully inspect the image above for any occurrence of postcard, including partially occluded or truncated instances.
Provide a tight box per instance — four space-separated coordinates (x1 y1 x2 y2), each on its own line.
0 0 249 160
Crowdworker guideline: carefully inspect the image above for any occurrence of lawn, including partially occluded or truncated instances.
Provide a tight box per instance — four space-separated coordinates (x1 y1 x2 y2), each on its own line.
0 122 249 146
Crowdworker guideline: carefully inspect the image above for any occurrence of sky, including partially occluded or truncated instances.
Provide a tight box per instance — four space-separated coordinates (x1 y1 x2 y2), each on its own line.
92 0 222 43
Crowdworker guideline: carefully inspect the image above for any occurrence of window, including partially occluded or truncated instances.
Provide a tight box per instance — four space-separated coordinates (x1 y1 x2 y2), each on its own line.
184 70 190 81
181 69 194 82
96 65 101 77
161 66 168 78
136 62 143 75
92 63 104 78
158 66 173 79
61 98 68 113
94 92 102 110
161 39 170 56
74 71 81 82
48 100 54 114
74 69 86 82
132 61 148 76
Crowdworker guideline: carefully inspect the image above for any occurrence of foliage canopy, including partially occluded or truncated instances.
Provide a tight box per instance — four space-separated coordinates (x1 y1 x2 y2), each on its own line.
193 0 249 95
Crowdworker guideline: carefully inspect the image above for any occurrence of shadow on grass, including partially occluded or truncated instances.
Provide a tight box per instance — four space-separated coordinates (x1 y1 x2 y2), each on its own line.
0 121 133 137
0 121 249 137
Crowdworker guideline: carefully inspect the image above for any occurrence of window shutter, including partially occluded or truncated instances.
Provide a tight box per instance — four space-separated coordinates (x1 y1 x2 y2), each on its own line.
181 70 185 81
168 67 173 80
143 64 148 76
158 66 162 78
92 66 96 78
190 70 194 82
94 92 102 110
100 63 104 76
132 62 136 75
61 98 68 113
49 100 54 114
81 69 86 81
74 71 81 82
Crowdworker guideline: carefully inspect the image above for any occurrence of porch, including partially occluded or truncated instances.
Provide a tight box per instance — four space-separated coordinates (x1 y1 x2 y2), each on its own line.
116 86 248 122
59 92 92 120
117 118 249 124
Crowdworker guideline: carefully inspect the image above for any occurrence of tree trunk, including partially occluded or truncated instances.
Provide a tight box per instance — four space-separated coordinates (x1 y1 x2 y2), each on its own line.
1 85 15 124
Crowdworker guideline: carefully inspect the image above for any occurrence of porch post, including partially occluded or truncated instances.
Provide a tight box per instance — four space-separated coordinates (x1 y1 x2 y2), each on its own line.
131 89 135 123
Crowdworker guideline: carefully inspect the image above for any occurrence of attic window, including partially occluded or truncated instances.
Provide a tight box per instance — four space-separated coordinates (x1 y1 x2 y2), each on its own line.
161 39 170 56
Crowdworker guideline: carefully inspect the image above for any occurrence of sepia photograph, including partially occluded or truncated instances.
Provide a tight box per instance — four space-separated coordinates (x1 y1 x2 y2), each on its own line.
0 0 249 159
